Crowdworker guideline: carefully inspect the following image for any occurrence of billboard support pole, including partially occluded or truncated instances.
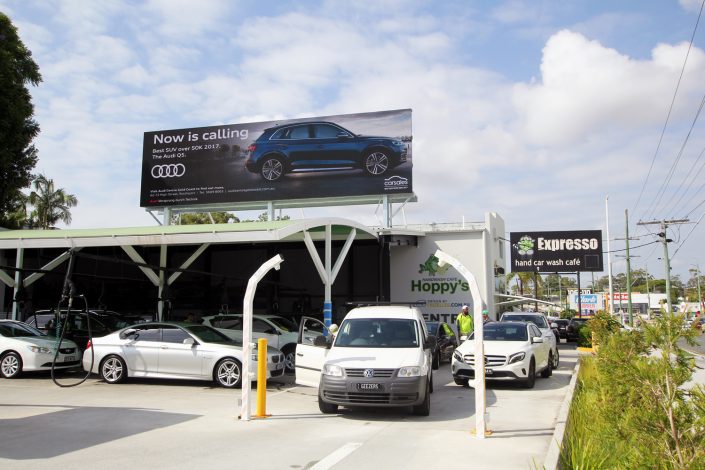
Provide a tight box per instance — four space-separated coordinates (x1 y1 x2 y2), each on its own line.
382 195 391 228
163 207 171 226
267 202 274 222
577 273 582 318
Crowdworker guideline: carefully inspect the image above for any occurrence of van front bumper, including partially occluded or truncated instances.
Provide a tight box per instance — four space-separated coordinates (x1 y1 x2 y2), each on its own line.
319 374 426 407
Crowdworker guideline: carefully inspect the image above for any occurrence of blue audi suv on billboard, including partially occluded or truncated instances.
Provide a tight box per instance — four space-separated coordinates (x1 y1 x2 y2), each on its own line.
245 121 407 181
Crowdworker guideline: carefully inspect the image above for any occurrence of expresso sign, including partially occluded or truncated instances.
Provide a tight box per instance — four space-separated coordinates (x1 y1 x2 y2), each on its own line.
510 230 603 273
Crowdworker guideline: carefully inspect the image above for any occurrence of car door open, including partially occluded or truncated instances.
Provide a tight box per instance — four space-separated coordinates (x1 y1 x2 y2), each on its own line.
294 317 331 388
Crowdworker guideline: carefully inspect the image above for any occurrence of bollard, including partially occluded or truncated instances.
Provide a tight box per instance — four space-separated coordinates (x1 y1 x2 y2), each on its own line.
255 337 268 417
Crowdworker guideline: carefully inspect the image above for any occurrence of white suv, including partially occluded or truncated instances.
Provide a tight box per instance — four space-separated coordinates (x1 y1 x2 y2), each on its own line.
499 312 559 370
201 314 299 372
295 306 434 416
451 321 552 388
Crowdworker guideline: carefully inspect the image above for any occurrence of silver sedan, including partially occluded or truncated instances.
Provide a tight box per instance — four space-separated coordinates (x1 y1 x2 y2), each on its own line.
83 322 285 388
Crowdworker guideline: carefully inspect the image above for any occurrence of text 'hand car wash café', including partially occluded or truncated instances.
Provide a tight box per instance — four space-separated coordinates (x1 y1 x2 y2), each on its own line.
1 109 514 330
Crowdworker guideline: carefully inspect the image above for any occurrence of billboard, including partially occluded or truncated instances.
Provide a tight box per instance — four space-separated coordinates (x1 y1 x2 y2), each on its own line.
510 230 604 273
140 109 413 207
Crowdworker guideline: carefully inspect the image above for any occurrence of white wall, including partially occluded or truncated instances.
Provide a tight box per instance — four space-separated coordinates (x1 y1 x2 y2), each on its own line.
389 213 505 324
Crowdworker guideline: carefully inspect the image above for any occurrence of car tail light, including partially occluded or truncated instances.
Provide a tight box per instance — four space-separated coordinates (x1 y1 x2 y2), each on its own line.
85 340 92 350
247 144 256 152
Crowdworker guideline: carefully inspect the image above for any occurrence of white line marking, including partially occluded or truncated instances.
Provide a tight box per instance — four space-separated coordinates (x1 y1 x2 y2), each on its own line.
311 442 363 470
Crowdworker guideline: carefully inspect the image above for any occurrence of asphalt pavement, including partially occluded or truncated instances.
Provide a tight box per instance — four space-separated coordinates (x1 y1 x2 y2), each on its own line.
1 343 578 470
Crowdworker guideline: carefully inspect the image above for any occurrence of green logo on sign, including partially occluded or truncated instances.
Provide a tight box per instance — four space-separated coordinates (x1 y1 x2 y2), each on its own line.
419 254 450 277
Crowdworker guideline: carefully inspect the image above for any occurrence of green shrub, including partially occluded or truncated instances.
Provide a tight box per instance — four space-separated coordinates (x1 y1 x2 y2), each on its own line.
561 313 705 469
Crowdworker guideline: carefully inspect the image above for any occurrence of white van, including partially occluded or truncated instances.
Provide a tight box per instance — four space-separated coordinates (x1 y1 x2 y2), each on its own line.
295 305 434 416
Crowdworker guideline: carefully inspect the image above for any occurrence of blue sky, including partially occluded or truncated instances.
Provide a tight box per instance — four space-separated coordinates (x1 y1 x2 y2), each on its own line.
1 0 704 283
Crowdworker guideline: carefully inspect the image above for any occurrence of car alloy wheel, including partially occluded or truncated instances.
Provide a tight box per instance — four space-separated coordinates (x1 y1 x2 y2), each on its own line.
1 352 22 378
215 358 242 388
364 151 389 175
541 353 553 378
282 346 296 374
553 347 560 368
523 359 536 389
100 355 127 384
261 157 284 181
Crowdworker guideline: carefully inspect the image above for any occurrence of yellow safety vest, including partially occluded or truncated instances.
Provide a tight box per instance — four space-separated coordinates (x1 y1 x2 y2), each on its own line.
456 313 474 335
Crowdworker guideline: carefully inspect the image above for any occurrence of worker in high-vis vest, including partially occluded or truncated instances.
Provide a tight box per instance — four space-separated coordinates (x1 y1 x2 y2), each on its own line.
455 304 474 341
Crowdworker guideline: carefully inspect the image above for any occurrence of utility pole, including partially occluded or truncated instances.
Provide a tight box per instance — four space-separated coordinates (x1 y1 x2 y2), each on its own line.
616 210 639 326
646 263 652 319
637 219 689 316
690 264 702 312
605 196 615 315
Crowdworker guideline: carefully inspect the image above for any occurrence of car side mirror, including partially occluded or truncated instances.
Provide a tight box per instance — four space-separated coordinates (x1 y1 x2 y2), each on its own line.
122 328 137 339
532 336 543 344
183 338 196 346
424 336 437 350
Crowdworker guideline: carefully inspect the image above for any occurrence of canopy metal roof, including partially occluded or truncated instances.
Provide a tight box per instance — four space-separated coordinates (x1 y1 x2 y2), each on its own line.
0 217 380 249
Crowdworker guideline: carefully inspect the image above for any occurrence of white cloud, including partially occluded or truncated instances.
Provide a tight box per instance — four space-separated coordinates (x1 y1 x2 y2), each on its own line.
679 0 704 13
143 0 233 38
513 30 705 147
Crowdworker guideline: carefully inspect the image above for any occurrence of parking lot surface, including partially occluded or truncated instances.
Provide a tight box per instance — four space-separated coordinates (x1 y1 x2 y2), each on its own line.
0 344 578 469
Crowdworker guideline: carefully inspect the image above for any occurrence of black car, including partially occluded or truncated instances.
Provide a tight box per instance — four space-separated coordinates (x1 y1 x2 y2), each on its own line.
566 318 590 342
245 121 407 181
425 321 458 368
552 319 569 340
26 309 147 351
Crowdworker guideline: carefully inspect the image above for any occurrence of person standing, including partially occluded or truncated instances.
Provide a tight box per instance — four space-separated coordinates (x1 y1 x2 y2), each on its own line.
482 309 491 323
456 305 473 341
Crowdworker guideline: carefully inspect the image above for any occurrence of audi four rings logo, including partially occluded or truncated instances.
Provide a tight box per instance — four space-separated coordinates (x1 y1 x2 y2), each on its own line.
363 369 374 378
151 163 185 178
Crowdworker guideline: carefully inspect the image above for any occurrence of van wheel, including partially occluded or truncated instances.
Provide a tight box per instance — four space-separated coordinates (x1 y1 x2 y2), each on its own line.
412 380 431 416
318 394 338 414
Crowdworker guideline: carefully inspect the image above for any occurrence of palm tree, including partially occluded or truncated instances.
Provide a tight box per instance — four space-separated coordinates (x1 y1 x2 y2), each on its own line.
28 174 78 229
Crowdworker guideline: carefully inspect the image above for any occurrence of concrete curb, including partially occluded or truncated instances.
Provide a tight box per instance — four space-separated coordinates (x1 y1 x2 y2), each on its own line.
543 356 581 470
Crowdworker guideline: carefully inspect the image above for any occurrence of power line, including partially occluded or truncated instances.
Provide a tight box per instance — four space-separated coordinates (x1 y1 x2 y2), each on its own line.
646 93 705 220
633 0 705 219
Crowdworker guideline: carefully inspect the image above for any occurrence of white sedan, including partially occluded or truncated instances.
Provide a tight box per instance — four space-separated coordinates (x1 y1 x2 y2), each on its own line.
451 321 552 389
1 320 80 378
83 322 285 388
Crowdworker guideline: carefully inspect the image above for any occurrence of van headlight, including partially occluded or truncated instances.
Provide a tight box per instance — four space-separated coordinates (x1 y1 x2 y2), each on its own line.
398 366 423 377
453 350 463 362
508 352 526 364
322 364 344 377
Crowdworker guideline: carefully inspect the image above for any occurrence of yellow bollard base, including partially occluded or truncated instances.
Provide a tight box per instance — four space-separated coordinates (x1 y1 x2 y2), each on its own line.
252 414 271 419
470 428 493 437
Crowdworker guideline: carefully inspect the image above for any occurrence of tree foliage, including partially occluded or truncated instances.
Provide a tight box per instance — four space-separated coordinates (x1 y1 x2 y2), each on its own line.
0 13 42 228
563 314 705 468
27 174 78 229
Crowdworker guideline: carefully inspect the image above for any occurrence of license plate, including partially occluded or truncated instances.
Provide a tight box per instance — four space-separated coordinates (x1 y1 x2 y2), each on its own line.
64 356 75 363
485 368 493 375
357 383 381 391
